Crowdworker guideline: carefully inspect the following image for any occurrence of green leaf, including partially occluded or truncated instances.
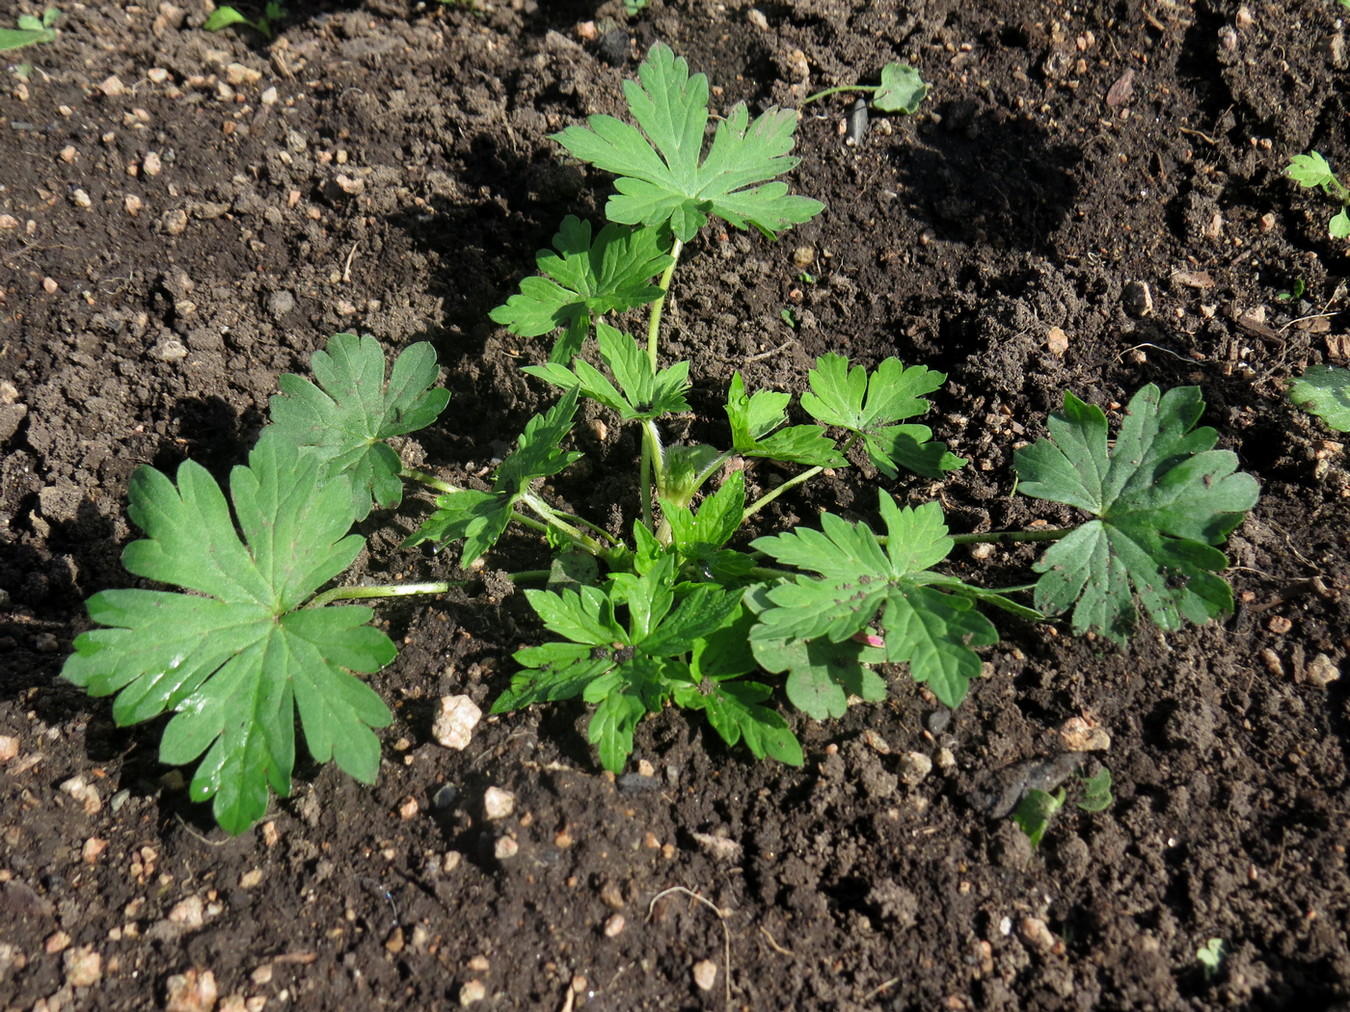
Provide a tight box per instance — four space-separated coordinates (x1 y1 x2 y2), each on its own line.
724 373 843 467
553 42 824 241
663 469 746 562
872 62 928 114
800 354 964 478
202 6 251 31
1290 364 1350 432
265 333 449 521
0 7 58 50
529 323 690 422
1077 766 1113 812
61 439 394 835
1331 207 1350 238
1014 385 1260 645
1013 788 1065 849
489 217 673 362
1287 151 1337 190
674 678 803 765
751 494 998 708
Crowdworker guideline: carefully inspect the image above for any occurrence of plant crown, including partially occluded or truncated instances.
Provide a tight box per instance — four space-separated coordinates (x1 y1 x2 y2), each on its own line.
64 44 1258 833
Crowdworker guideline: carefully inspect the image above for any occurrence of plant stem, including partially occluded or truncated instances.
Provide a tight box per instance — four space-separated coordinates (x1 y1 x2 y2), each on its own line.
402 465 460 495
801 84 876 106
518 490 607 556
950 527 1076 545
646 236 684 367
742 433 860 522
309 581 460 609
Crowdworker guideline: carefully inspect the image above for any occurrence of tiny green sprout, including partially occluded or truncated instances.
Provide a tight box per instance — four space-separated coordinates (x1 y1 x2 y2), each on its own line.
780 308 797 329
1287 151 1350 238
1275 277 1306 303
0 7 60 51
1289 364 1350 432
624 0 652 14
1076 765 1114 812
1197 938 1226 981
204 1 287 40
798 271 816 285
803 62 929 115
1013 788 1066 849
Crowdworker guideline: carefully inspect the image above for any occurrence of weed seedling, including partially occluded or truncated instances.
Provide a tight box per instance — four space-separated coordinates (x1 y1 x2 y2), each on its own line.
1289 365 1350 432
1012 765 1113 848
204 1 286 39
1287 151 1350 238
1196 938 1226 981
0 7 60 51
803 62 928 114
64 45 1259 834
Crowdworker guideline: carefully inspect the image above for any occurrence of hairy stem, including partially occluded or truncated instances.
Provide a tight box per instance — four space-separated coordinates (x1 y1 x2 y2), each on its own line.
402 465 460 495
646 236 684 367
801 84 877 106
950 527 1076 545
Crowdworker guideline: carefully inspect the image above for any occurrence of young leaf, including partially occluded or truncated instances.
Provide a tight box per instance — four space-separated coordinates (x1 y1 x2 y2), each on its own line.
800 353 964 478
405 392 582 565
61 439 395 835
872 62 928 114
553 42 824 241
751 494 998 709
0 6 59 50
493 565 750 772
523 323 690 421
673 678 803 765
1014 385 1260 645
1289 364 1350 432
724 372 843 467
663 469 746 562
1076 765 1114 812
489 217 673 363
1013 788 1065 849
266 333 450 520
1287 151 1340 192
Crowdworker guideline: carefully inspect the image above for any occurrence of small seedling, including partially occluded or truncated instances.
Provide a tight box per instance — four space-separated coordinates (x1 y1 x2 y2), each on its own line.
204 1 286 40
1196 938 1226 981
780 308 797 329
1013 788 1065 848
1289 364 1350 432
1076 765 1114 812
1275 277 1305 303
803 62 928 114
64 45 1259 834
624 0 652 14
1287 151 1350 238
0 7 60 51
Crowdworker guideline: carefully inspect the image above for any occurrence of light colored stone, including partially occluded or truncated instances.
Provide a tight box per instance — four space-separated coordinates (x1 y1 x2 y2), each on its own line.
59 776 102 814
1058 716 1111 752
0 735 18 761
691 959 717 991
603 913 625 937
64 946 102 987
434 695 482 750
1302 653 1341 687
459 980 486 1005
164 968 218 1012
898 751 932 786
483 786 514 820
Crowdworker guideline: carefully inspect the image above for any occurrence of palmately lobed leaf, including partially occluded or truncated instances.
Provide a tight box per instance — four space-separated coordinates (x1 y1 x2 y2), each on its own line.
1014 384 1259 645
751 494 997 709
62 438 395 835
265 333 450 520
552 42 824 241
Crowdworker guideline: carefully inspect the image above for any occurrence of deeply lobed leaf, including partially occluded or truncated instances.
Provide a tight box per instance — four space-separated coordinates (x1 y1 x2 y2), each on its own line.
62 439 395 835
553 42 824 240
265 333 449 520
1014 384 1259 644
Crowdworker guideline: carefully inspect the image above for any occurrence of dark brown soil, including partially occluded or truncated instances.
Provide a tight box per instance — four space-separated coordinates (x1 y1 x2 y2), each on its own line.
3 1 1349 1009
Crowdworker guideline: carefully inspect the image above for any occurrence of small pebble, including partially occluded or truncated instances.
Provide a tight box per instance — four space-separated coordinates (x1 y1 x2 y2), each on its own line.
45 931 72 954
64 947 102 987
459 980 486 1006
164 968 217 1012
1017 917 1060 955
898 751 932 786
692 959 717 991
161 208 188 234
603 913 625 938
1122 280 1153 318
432 784 458 810
97 75 126 97
125 194 143 216
0 735 18 761
1301 653 1341 687
493 837 519 860
147 67 170 83
59 145 77 163
1058 716 1111 752
434 695 482 750
143 151 163 176
483 787 515 820
747 7 768 29
1045 325 1069 356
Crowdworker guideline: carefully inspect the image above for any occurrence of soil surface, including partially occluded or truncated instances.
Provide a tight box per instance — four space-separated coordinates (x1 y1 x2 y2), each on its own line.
3 1 1350 1009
